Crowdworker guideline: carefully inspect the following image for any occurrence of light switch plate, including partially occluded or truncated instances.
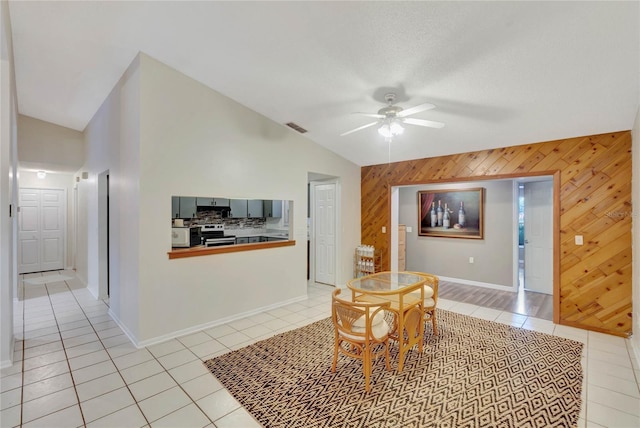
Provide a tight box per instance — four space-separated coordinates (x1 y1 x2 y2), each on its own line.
382 226 387 233
575 235 584 245
406 226 412 233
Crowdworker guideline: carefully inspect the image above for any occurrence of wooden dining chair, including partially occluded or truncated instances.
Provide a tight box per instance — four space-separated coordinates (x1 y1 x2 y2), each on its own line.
331 288 392 392
407 272 439 335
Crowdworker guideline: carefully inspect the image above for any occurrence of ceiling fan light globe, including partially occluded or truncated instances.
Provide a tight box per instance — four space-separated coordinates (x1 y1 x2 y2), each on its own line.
390 121 404 136
378 120 404 138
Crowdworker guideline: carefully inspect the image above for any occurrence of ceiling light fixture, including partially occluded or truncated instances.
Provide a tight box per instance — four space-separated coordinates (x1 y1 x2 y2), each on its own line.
377 118 404 142
36 170 46 179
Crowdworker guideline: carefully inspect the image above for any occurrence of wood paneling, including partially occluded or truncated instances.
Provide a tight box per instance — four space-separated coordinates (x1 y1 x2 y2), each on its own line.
361 131 632 337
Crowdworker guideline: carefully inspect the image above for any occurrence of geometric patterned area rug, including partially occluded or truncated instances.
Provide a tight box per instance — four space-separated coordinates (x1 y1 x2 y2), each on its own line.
204 309 583 428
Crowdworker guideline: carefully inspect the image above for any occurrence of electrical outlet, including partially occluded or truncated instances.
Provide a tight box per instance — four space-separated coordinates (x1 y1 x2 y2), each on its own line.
382 226 386 233
575 235 583 245
469 257 474 264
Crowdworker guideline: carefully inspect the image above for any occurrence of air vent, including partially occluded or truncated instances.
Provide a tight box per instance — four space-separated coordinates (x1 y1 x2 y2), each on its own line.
285 122 308 134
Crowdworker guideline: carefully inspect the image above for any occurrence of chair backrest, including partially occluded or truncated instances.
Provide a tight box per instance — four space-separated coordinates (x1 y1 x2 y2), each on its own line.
407 271 439 304
331 289 390 341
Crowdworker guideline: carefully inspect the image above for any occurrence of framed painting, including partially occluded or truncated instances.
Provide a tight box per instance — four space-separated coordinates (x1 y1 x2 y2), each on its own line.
418 188 484 239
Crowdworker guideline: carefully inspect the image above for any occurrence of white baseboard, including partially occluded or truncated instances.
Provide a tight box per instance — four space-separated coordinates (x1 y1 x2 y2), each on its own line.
109 294 309 349
0 337 16 369
107 309 141 349
438 276 517 293
630 335 640 371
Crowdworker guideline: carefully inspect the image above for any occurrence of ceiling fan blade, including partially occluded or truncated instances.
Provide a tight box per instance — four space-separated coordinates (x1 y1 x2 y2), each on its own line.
340 121 379 136
397 103 436 118
403 118 445 129
353 112 385 119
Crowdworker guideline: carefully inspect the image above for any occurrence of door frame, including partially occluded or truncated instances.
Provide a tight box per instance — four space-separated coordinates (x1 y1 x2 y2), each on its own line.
97 170 109 299
522 179 554 295
309 178 340 286
391 172 560 324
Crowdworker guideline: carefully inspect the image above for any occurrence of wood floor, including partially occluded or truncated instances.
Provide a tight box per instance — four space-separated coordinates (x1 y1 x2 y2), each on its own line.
438 280 554 320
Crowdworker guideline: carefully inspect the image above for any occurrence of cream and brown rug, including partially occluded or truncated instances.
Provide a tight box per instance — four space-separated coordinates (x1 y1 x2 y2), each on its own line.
204 310 583 427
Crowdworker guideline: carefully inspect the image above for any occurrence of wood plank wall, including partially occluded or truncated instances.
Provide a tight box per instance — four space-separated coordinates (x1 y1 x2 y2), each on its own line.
361 131 632 337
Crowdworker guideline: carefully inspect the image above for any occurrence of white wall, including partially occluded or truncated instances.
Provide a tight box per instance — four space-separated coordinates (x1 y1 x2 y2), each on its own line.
0 0 18 368
399 180 514 287
79 53 360 345
17 114 84 173
81 55 141 339
18 171 76 269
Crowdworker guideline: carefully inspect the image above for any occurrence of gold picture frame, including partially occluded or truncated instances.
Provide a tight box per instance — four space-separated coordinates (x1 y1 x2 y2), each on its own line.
418 188 484 239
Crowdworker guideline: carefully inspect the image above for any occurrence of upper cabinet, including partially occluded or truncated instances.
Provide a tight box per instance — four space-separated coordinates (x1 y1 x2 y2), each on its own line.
171 196 180 218
197 197 213 206
247 199 263 218
263 200 283 217
174 196 284 219
229 199 248 218
196 198 230 207
179 197 197 219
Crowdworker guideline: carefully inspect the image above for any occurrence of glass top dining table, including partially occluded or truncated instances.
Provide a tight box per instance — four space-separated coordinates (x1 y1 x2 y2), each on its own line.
348 271 428 293
347 271 427 372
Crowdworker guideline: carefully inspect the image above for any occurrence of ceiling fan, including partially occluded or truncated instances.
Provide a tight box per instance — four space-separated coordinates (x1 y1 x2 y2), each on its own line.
340 93 444 141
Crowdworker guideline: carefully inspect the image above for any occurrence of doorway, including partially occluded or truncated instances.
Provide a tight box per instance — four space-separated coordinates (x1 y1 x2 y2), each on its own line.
18 188 66 273
308 175 339 286
520 180 553 295
98 171 110 299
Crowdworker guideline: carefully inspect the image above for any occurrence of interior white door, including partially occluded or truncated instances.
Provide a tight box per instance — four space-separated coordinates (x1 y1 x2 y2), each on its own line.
314 183 336 285
18 188 65 274
523 181 553 294
18 190 40 274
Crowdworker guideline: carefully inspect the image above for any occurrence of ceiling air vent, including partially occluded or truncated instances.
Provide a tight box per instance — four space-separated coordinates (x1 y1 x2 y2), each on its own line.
285 122 308 134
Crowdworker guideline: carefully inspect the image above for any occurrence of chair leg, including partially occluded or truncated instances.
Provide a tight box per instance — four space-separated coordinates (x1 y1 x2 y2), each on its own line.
364 343 371 392
331 337 339 372
432 310 438 336
384 339 391 371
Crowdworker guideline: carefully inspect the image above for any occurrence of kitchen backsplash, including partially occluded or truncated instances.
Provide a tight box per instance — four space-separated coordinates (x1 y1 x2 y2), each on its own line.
187 209 266 230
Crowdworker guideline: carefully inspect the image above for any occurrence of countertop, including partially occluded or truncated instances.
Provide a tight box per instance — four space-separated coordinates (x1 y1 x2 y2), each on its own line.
168 238 295 259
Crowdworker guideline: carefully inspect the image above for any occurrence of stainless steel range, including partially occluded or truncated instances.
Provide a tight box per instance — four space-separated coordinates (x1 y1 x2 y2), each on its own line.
200 224 236 247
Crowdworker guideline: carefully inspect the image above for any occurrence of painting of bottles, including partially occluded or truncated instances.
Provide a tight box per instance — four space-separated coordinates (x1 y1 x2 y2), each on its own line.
418 188 484 239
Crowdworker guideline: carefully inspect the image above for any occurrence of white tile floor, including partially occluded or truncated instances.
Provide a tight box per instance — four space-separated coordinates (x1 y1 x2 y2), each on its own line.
1 271 639 428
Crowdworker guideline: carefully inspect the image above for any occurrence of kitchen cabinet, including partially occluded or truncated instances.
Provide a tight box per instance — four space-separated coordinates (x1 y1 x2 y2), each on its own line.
197 197 230 207
263 200 283 217
267 236 287 242
179 197 197 219
229 199 248 218
171 197 180 218
247 199 263 218
197 197 213 206
236 237 249 244
249 236 261 243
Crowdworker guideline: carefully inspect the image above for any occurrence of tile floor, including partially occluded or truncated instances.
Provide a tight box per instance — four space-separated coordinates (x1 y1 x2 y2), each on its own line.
1 271 639 428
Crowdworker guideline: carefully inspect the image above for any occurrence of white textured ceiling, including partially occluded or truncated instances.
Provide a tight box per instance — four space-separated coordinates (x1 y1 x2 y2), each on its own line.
8 1 640 167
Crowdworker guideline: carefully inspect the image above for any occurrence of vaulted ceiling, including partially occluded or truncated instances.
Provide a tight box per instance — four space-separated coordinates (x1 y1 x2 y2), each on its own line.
8 1 640 166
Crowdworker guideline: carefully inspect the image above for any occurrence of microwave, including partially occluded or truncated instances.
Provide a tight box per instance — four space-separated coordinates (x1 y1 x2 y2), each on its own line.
172 226 201 248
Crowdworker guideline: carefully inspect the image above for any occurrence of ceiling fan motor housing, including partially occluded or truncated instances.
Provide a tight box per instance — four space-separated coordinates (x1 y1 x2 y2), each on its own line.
378 105 403 118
